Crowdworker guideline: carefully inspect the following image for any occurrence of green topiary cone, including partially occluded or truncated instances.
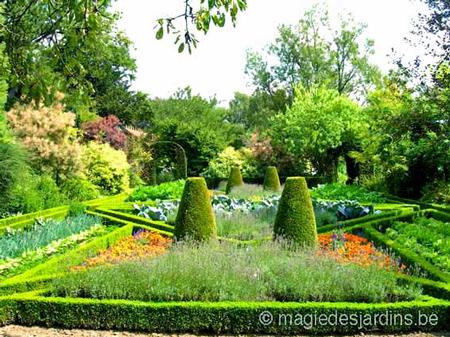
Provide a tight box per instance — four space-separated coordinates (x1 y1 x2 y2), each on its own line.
273 177 318 247
263 166 281 192
226 166 244 194
174 177 217 241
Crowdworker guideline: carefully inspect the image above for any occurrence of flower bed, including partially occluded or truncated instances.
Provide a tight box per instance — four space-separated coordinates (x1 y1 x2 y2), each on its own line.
73 230 171 270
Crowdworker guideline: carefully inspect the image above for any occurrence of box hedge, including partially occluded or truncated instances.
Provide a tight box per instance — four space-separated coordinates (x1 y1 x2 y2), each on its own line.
273 177 318 247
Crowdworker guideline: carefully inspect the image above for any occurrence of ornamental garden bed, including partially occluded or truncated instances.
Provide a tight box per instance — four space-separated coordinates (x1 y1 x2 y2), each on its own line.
0 172 449 334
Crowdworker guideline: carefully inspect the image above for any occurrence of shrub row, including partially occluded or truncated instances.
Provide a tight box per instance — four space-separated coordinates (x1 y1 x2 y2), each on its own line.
317 209 416 233
0 294 447 334
92 208 174 233
386 195 450 214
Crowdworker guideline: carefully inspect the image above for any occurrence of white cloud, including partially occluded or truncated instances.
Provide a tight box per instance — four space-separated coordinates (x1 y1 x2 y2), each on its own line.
113 0 426 104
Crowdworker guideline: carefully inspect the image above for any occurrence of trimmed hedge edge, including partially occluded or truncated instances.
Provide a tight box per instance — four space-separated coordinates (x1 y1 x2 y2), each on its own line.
0 294 448 334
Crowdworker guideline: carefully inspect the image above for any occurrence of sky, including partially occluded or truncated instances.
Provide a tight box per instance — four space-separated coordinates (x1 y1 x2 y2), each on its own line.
112 0 427 105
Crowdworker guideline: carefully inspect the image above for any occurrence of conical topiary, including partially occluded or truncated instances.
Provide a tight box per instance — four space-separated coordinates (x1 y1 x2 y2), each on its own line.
263 166 281 192
273 177 318 247
174 177 217 241
226 166 244 194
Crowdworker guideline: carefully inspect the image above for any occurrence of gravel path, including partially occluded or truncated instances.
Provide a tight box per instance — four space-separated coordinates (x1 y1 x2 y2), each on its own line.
0 326 449 337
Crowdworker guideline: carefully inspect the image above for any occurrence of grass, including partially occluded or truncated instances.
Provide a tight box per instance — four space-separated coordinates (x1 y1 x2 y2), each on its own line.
216 211 273 240
52 240 421 303
0 214 101 260
228 184 281 200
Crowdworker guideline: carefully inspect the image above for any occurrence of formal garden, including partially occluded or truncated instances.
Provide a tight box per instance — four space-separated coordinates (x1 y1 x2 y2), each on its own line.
0 0 449 335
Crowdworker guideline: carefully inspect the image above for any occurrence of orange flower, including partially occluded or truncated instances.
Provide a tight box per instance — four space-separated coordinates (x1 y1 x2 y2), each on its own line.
73 231 171 270
317 233 406 272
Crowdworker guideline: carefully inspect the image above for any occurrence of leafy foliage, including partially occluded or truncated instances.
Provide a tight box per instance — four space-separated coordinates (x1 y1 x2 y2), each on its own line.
311 183 386 203
127 180 186 202
82 142 130 195
386 217 450 274
82 115 127 150
271 86 365 182
245 5 380 99
203 146 257 179
0 215 100 260
7 96 83 181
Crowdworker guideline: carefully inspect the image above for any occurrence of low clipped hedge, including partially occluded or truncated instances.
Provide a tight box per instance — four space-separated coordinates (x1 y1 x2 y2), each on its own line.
1 224 134 286
0 294 447 334
363 221 450 284
91 207 174 233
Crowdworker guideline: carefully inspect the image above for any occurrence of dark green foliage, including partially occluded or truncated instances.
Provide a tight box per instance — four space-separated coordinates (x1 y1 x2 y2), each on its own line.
60 179 100 202
273 177 318 247
2 296 448 334
226 167 244 194
174 177 216 241
263 166 281 192
311 183 386 203
0 143 28 215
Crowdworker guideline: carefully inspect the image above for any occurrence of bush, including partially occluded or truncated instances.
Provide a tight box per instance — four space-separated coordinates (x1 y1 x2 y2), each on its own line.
68 202 87 217
8 174 66 214
82 142 130 195
0 142 29 214
311 183 386 203
226 167 244 194
263 166 281 192
174 177 216 241
6 96 83 180
127 180 185 201
273 177 318 247
60 178 100 202
82 115 127 150
203 146 258 179
421 181 450 204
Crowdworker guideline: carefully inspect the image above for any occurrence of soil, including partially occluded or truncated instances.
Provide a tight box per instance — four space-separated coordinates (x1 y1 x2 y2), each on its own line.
0 325 449 337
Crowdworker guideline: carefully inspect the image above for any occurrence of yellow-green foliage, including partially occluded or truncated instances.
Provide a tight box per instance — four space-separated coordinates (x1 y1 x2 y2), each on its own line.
174 177 216 241
273 177 318 247
82 142 130 195
263 166 281 192
203 146 257 179
226 167 244 194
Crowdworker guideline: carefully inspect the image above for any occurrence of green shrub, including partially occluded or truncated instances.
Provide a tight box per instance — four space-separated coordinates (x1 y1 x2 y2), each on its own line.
68 202 87 217
174 177 216 241
82 142 130 195
226 167 244 194
203 146 258 179
273 177 318 247
311 183 386 203
127 180 185 201
60 178 100 202
0 142 29 215
263 166 281 192
8 174 66 214
52 240 421 303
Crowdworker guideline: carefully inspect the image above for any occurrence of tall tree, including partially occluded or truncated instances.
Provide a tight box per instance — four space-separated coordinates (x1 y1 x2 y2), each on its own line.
270 85 366 183
2 0 136 117
245 6 380 100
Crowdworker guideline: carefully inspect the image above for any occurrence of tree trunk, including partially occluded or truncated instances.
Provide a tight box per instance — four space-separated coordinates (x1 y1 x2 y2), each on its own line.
344 153 360 185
